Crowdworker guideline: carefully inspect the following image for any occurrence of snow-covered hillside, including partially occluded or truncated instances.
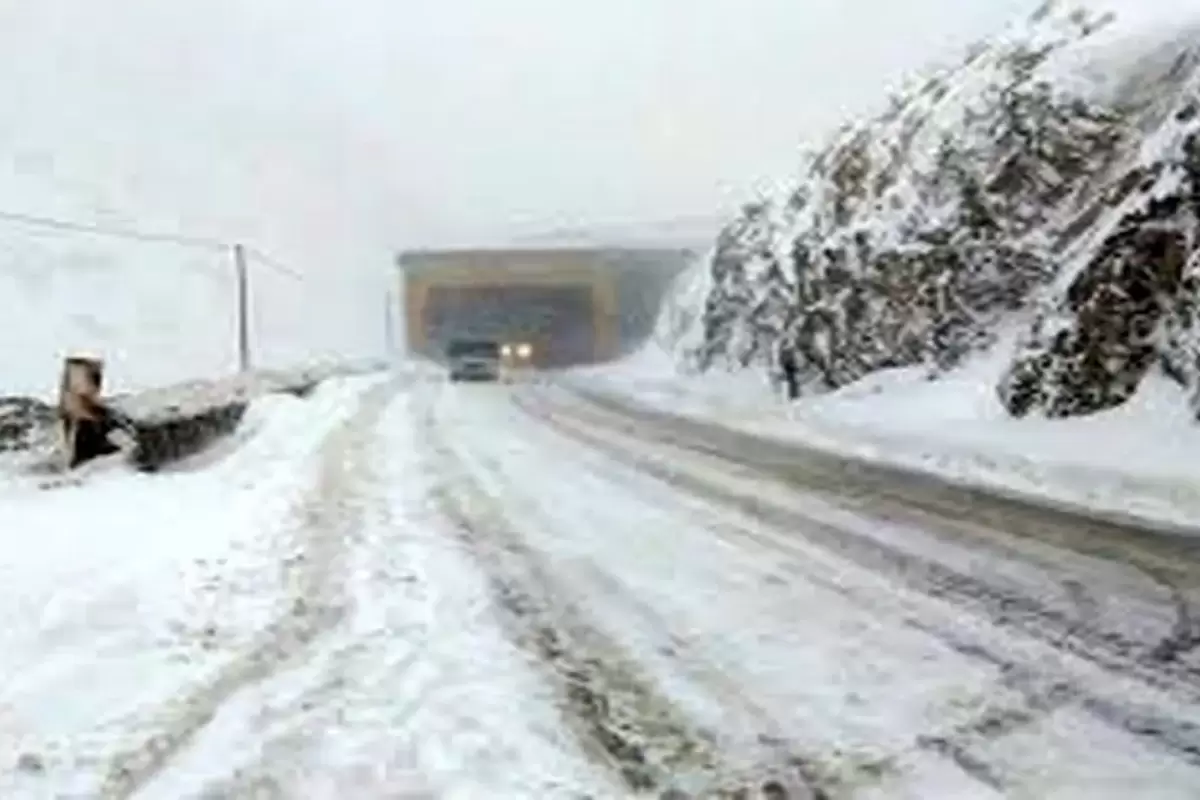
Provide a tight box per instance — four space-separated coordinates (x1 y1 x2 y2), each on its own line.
0 2 396 398
673 0 1200 421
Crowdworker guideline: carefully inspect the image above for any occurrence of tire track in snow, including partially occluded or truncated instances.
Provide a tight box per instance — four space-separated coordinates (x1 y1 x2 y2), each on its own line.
96 379 397 799
518 390 1200 780
522 406 1055 795
568 386 1200 669
414 389 820 799
532 390 1200 697
513 403 1060 792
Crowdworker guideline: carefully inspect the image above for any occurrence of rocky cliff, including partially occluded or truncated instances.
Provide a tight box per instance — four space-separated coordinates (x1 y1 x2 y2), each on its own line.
678 0 1200 420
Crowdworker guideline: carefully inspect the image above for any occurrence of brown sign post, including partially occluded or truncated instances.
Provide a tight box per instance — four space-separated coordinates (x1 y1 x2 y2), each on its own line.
57 355 124 469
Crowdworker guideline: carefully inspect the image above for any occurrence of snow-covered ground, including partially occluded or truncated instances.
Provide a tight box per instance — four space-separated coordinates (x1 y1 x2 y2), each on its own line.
0 373 387 797
0 224 378 400
0 366 619 798
583 341 1200 533
3 364 1200 797
0 4 402 399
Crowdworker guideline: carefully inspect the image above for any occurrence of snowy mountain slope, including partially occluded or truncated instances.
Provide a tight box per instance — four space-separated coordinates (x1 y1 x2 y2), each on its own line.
1001 57 1200 416
0 1 398 398
0 212 328 399
0 228 236 398
673 0 1200 421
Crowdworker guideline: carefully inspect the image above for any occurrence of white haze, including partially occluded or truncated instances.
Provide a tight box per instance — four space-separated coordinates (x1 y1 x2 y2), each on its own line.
0 0 1043 380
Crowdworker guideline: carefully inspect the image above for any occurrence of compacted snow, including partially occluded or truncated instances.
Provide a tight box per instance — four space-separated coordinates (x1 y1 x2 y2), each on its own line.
0 374 387 797
3 363 1199 798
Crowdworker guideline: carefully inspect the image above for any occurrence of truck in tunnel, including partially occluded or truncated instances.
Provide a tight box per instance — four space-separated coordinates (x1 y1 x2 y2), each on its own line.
445 337 503 382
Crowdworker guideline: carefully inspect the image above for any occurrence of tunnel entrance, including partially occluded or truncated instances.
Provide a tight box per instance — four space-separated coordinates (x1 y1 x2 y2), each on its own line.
399 246 692 368
422 284 596 368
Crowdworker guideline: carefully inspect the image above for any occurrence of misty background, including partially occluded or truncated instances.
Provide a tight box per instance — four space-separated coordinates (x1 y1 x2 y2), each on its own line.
0 0 1041 375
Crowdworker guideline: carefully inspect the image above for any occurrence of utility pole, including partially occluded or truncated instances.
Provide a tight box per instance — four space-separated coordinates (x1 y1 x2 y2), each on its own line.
384 287 396 361
233 243 251 372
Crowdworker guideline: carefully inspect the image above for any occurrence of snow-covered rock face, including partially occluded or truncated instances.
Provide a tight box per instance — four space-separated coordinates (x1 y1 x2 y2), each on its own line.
652 256 711 371
678 0 1200 419
1002 80 1200 417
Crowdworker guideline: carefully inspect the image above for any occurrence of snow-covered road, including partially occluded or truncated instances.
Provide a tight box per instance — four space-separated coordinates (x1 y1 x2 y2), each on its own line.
3 371 1200 798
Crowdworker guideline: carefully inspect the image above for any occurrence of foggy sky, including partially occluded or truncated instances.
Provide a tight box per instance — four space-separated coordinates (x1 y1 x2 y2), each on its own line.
0 0 1039 256
314 0 1041 244
270 0 1042 245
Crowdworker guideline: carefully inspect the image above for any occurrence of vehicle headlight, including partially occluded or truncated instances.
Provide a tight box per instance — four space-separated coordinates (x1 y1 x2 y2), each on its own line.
516 343 533 359
500 344 513 357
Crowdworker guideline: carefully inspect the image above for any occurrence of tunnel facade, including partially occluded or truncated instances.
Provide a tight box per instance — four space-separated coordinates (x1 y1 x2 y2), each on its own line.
398 247 693 368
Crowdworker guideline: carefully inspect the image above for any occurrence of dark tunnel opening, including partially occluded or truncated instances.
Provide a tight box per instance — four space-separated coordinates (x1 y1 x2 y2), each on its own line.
398 247 697 371
421 284 597 368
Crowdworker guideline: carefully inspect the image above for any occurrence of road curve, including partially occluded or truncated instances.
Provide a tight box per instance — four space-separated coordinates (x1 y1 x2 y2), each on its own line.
415 378 1200 798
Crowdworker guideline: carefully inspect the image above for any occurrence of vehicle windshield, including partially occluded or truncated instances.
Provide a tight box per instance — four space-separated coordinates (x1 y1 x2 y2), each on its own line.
446 339 500 358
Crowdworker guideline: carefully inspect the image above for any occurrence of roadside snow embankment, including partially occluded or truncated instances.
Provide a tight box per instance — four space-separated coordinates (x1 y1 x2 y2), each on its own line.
588 344 1200 533
0 373 385 797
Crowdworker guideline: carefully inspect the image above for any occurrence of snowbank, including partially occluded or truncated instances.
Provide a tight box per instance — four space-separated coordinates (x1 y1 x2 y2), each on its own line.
0 374 385 797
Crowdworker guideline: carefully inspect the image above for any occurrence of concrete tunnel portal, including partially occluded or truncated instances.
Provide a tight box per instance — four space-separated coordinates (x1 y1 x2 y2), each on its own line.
397 247 693 369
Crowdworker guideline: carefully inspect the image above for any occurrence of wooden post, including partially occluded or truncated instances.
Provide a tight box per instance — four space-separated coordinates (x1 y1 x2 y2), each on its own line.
57 355 107 469
233 243 250 372
59 355 104 410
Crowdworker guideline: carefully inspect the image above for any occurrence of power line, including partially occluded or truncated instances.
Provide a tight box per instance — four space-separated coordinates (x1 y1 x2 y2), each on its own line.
0 205 310 374
0 208 229 251
0 207 305 280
